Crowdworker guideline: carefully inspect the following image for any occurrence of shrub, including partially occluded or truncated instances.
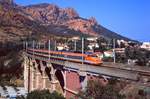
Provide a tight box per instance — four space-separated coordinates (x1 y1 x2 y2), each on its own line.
26 90 65 99
78 80 125 99
16 95 25 99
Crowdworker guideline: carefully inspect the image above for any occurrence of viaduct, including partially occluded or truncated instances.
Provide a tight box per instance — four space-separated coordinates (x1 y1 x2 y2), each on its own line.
23 44 150 99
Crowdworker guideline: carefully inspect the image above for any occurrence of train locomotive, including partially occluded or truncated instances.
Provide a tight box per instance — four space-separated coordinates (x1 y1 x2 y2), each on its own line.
27 48 103 65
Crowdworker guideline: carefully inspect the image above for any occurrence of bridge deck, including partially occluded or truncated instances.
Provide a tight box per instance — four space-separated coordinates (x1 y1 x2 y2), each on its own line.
64 61 138 80
103 62 150 75
25 52 146 81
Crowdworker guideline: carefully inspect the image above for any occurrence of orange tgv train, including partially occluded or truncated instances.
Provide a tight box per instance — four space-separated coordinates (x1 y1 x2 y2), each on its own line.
27 49 103 65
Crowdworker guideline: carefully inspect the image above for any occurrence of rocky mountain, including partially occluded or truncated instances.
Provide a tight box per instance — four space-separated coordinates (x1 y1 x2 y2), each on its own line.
0 0 45 43
23 3 130 40
24 4 79 25
0 0 131 44
0 1 87 44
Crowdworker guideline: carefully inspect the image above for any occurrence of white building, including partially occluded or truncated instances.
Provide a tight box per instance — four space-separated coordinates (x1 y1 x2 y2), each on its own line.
86 37 98 41
141 42 150 50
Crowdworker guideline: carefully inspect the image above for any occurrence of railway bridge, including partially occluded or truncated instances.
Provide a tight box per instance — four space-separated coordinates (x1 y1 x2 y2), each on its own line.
23 47 150 99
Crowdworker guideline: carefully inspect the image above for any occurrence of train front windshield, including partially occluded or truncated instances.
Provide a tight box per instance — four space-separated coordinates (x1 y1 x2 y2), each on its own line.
89 54 98 58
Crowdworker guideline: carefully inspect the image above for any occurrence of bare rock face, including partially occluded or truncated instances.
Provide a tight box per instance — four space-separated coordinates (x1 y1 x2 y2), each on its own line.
0 2 50 43
63 7 79 19
23 3 130 39
24 4 79 24
23 4 100 36
65 19 98 36
24 4 59 24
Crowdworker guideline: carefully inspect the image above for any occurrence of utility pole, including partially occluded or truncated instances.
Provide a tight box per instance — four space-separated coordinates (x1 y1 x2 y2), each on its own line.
25 41 28 52
23 41 25 50
28 61 30 93
74 40 77 51
113 39 116 63
43 42 46 49
48 40 51 61
32 40 35 57
54 40 57 51
81 37 87 90
82 37 84 64
38 42 40 49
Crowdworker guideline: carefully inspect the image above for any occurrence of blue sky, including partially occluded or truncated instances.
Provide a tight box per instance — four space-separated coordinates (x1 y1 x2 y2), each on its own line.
15 0 150 42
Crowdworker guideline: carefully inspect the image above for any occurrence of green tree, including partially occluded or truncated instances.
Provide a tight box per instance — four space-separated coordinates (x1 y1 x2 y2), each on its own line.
16 95 25 99
125 47 150 66
26 90 65 99
96 37 108 52
78 80 125 99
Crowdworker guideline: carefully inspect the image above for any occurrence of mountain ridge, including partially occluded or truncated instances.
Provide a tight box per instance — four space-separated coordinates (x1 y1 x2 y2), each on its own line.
0 0 135 44
23 3 131 40
0 1 88 43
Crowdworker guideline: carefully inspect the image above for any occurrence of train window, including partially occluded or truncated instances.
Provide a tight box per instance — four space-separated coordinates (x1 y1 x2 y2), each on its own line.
67 55 82 59
90 54 97 58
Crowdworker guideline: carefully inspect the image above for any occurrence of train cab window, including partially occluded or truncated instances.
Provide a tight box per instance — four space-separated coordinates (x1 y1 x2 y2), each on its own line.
89 54 97 58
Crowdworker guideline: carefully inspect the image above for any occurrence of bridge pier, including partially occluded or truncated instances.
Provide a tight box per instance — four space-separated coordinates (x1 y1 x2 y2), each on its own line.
28 59 37 91
42 70 49 89
47 63 58 92
80 75 88 90
23 57 29 92
35 72 41 90
31 62 35 91
78 70 87 90
40 61 47 89
34 61 40 90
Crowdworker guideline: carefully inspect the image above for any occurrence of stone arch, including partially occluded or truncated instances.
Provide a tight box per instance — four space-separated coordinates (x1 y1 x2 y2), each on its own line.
41 61 47 67
37 63 42 74
25 56 30 64
45 67 51 80
55 69 65 92
27 57 32 65
31 59 37 69
32 59 42 75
